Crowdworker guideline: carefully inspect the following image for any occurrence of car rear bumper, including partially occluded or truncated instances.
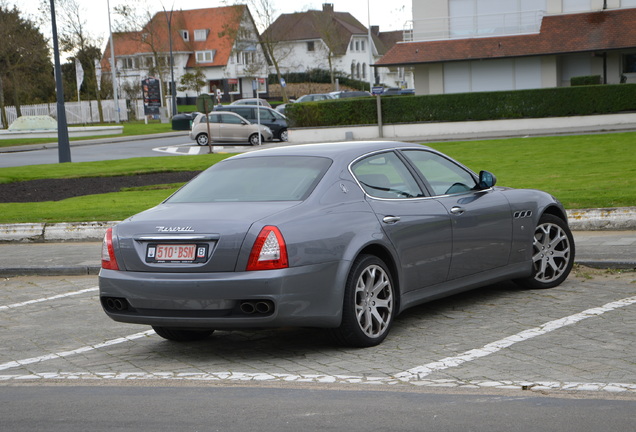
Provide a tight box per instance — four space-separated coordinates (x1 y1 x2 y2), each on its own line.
98 261 347 329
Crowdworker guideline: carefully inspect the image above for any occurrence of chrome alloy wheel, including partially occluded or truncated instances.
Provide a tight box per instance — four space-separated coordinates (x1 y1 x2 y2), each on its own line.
354 264 394 339
532 221 572 284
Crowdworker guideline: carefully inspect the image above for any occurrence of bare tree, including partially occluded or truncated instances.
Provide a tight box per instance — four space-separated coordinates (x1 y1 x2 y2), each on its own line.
310 9 342 87
216 5 271 99
247 0 294 102
113 1 188 107
39 0 104 121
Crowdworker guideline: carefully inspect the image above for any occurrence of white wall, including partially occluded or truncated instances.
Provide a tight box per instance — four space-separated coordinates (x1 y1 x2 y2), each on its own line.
559 54 593 86
443 57 542 93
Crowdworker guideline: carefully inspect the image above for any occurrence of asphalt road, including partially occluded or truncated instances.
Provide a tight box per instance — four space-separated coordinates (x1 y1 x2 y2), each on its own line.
3 385 635 432
1 269 634 430
0 133 267 168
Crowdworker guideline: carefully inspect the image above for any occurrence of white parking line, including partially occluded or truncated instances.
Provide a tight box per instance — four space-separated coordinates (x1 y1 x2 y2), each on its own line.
0 296 634 394
0 330 155 371
0 287 98 311
395 295 636 381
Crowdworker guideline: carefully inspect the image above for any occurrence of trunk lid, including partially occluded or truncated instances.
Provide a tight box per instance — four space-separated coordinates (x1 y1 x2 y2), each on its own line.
113 202 298 272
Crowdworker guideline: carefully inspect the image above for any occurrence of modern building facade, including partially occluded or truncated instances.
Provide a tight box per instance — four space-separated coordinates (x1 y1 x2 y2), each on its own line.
377 0 636 94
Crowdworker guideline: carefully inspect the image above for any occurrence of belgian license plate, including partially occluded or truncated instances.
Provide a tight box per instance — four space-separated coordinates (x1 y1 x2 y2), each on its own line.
146 244 207 263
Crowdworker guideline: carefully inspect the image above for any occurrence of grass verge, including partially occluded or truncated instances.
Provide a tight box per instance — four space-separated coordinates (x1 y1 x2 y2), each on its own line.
429 132 635 209
0 120 175 148
0 132 634 223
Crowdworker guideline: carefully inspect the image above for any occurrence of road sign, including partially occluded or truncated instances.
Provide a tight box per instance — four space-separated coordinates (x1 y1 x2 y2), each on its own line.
372 86 384 96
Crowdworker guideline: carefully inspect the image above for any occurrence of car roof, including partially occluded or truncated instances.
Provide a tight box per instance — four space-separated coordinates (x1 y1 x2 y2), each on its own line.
230 98 270 106
219 105 277 112
209 111 250 122
228 141 434 162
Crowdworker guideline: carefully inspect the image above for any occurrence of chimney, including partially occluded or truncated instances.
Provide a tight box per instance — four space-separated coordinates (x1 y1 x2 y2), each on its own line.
323 3 334 13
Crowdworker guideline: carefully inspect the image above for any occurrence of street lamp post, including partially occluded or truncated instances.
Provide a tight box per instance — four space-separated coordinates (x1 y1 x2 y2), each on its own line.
106 0 120 123
50 0 71 163
163 5 177 117
367 0 374 91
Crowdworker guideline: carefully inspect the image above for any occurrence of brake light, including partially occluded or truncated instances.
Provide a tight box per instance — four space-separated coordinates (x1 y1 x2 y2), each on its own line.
101 228 120 270
247 226 288 271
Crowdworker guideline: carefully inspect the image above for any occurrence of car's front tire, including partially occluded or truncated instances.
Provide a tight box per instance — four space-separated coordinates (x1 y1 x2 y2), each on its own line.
196 133 209 146
515 214 575 289
152 326 214 342
332 255 396 347
249 133 263 146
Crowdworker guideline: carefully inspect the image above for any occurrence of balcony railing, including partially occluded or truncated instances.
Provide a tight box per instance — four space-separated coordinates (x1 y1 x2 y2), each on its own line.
403 10 544 42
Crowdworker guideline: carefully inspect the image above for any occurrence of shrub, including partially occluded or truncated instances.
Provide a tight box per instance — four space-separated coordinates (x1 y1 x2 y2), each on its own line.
286 84 636 127
571 75 602 86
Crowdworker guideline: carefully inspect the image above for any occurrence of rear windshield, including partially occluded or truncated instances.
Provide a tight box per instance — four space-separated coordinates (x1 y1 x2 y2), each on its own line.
166 156 332 203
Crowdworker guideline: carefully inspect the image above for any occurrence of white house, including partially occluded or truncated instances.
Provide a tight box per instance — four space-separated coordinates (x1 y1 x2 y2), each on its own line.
377 0 636 94
100 5 269 106
262 3 414 90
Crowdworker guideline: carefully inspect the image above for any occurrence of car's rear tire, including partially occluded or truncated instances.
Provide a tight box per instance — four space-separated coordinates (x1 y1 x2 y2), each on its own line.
515 214 575 289
279 129 288 142
196 133 209 146
331 255 395 347
249 133 262 146
152 326 214 342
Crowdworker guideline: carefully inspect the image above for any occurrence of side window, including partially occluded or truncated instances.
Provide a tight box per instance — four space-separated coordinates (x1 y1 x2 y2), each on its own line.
259 109 275 120
221 114 243 124
234 108 252 120
207 114 221 123
351 152 423 199
403 150 477 196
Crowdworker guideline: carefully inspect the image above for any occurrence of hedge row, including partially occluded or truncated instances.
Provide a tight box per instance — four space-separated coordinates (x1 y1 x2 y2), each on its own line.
268 69 369 91
285 84 636 128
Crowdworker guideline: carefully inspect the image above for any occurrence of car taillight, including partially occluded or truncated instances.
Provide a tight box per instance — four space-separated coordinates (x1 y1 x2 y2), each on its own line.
101 228 120 270
247 226 288 271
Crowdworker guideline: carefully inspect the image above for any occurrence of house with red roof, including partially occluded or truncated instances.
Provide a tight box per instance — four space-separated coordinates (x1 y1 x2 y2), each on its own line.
262 4 414 90
100 5 268 106
376 0 636 94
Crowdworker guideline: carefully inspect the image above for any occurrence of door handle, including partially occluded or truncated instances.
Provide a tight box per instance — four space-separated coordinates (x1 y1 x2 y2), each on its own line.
450 206 465 215
382 216 401 224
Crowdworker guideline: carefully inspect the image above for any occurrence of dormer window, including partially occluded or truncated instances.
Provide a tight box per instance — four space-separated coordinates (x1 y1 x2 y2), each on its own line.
196 50 215 63
181 30 189 41
194 29 209 41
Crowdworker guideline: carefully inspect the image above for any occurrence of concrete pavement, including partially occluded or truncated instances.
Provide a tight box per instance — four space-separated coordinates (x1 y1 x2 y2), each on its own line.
0 231 633 277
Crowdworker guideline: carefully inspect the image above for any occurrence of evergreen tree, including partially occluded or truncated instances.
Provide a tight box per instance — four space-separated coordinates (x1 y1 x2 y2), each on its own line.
0 4 54 128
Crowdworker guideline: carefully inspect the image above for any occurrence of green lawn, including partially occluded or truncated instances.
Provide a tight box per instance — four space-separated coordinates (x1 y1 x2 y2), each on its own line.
428 132 635 209
0 153 229 183
0 132 633 223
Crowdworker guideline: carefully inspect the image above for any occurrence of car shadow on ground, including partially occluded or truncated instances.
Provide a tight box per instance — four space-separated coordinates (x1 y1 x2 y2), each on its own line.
131 281 526 361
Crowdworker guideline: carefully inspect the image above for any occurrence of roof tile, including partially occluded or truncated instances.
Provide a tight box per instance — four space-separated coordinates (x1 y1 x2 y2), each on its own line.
377 9 636 66
101 5 246 71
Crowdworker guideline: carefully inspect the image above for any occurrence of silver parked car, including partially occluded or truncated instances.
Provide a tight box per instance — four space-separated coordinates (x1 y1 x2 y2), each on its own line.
213 105 288 141
229 98 272 107
189 111 273 146
100 142 575 347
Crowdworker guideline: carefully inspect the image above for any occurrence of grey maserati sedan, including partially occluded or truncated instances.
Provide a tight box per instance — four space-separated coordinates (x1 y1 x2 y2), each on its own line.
99 141 575 347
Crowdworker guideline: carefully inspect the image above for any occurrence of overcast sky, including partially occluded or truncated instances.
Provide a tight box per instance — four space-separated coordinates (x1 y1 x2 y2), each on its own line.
12 0 412 49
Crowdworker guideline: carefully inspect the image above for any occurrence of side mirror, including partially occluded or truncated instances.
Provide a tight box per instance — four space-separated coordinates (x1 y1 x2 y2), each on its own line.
478 171 497 189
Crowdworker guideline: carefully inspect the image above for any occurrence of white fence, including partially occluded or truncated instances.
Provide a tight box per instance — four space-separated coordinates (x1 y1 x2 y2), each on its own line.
0 99 156 129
